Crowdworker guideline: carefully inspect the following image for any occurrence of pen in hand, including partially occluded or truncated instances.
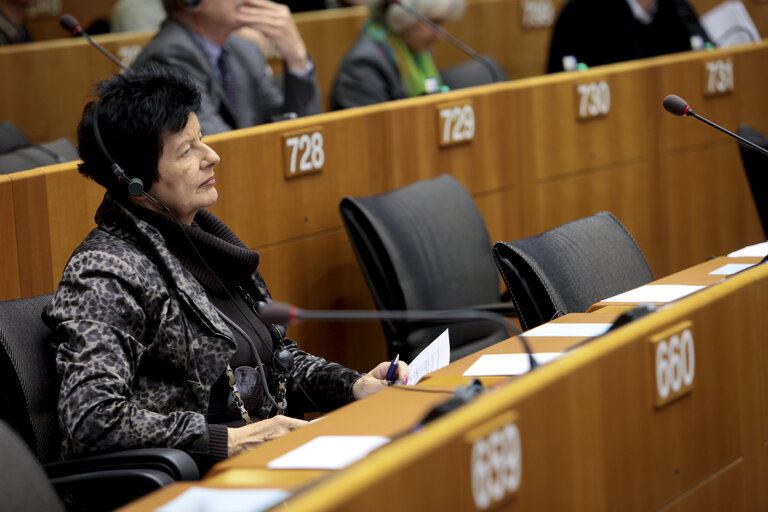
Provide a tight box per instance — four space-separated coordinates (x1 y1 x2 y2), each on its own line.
384 354 400 385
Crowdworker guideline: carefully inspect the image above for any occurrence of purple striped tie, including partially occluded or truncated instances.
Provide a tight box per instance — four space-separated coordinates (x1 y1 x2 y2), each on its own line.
217 48 238 110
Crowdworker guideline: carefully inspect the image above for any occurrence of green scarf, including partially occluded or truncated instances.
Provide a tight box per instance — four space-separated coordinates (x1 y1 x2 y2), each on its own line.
365 20 443 98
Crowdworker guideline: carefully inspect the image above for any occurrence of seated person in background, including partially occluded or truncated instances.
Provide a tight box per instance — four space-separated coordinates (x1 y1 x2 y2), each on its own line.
135 0 321 134
547 0 711 73
330 0 465 110
43 64 407 471
110 0 166 32
0 0 36 45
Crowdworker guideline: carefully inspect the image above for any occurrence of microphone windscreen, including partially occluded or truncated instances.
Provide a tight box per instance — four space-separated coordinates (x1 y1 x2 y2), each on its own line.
59 14 81 35
259 302 295 325
663 95 690 116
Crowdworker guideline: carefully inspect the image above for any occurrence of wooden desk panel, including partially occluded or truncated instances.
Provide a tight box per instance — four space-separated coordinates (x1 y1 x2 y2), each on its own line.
276 265 762 511
381 85 518 192
658 141 763 273
0 32 152 143
528 159 657 272
0 176 20 300
205 108 391 248
8 164 102 297
656 44 768 153
517 62 657 182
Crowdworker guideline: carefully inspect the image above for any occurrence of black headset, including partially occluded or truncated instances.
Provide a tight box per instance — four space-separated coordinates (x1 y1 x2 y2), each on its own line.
179 0 202 9
91 104 145 197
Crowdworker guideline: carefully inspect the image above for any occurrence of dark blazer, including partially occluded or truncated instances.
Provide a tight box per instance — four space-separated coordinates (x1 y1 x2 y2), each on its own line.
547 0 711 73
330 31 406 110
43 194 361 461
135 18 321 134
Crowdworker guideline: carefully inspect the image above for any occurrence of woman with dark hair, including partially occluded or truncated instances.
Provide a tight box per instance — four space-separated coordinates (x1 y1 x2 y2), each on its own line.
43 64 407 471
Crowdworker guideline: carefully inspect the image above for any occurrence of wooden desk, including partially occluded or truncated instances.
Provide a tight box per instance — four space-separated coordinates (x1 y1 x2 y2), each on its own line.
588 255 764 311
117 256 768 511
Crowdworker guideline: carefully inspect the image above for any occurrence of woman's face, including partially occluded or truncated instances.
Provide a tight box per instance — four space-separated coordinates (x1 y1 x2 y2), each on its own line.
144 112 220 224
401 18 444 54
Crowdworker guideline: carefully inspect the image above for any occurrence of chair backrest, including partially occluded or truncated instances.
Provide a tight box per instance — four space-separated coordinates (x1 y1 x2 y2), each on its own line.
0 419 65 512
339 174 507 361
737 124 768 238
493 212 653 331
440 56 509 91
0 294 61 464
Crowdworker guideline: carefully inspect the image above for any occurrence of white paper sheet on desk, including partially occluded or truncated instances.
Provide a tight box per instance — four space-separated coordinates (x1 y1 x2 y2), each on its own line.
463 353 563 376
267 435 389 470
601 285 705 304
524 323 612 337
405 328 450 385
156 487 290 512
709 263 757 275
728 241 768 258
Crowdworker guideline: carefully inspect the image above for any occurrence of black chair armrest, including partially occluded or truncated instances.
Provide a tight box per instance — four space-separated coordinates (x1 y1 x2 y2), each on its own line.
50 469 176 512
44 448 199 481
468 302 518 317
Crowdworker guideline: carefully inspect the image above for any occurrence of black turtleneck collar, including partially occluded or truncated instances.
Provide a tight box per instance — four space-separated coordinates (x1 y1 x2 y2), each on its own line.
124 201 260 296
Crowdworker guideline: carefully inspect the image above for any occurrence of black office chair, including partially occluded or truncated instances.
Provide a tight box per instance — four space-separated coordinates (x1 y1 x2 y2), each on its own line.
737 124 768 238
493 212 653 331
440 56 509 90
0 294 200 512
0 418 66 512
339 174 514 363
0 121 78 174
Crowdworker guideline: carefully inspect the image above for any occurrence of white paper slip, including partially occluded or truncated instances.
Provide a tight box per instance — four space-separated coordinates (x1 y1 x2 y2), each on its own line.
267 435 389 470
156 487 290 512
709 263 757 276
600 285 705 304
728 241 768 258
701 1 761 48
406 328 450 385
524 323 612 337
463 353 563 376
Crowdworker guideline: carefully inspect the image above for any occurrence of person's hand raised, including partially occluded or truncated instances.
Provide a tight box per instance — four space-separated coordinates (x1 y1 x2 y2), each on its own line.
236 0 309 73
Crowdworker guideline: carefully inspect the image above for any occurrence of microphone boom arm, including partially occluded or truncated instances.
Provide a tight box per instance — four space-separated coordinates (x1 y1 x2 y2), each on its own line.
261 302 538 371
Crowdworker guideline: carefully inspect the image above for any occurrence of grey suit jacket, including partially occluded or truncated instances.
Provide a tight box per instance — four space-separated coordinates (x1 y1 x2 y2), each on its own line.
135 18 321 134
330 31 406 111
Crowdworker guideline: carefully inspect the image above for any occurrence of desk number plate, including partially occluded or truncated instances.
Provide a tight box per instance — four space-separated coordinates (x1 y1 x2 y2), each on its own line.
282 127 324 179
437 100 476 147
649 321 695 408
465 411 521 510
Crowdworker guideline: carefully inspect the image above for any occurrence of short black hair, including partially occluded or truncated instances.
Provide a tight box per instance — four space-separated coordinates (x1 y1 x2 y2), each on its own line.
77 64 201 198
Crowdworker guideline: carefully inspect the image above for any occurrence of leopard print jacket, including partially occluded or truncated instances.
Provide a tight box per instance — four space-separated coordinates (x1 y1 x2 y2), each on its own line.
43 193 361 459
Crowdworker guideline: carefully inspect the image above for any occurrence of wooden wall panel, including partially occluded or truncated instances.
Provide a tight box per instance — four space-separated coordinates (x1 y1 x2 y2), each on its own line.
8 168 52 298
205 106 392 248
437 0 567 79
0 33 151 143
0 176 20 300
25 0 119 41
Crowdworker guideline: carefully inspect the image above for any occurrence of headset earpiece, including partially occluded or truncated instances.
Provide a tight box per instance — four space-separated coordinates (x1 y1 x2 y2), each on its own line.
92 103 146 197
179 0 201 11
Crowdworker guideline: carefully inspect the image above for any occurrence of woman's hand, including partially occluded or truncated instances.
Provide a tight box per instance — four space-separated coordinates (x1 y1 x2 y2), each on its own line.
353 360 410 400
228 415 307 456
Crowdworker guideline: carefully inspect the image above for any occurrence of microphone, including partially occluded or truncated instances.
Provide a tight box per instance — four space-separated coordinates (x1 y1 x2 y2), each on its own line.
662 94 768 157
386 0 503 84
258 301 539 371
59 14 128 71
